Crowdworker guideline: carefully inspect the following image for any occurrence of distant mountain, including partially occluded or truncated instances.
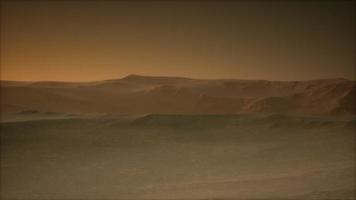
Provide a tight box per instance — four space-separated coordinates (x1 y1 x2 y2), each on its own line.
1 75 355 116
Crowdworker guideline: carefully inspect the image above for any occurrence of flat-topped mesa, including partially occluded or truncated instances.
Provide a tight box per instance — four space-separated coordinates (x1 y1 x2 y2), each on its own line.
121 74 145 80
119 74 193 86
122 74 191 80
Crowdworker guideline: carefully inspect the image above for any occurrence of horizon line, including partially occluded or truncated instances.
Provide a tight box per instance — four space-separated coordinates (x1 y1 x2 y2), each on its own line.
0 74 353 83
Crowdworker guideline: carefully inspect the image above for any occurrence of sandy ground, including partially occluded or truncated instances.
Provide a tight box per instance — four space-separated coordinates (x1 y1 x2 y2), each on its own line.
1 114 355 199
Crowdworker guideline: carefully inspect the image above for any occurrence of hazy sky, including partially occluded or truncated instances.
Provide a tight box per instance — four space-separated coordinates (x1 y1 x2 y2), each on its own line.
1 0 355 81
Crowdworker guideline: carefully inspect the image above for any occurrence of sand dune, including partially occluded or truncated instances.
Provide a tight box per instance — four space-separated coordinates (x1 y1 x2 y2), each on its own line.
1 75 355 118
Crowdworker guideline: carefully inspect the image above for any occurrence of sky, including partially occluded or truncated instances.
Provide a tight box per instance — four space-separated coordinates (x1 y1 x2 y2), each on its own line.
1 0 355 81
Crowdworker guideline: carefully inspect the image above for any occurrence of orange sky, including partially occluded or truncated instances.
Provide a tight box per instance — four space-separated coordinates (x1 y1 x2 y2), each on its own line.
1 1 355 81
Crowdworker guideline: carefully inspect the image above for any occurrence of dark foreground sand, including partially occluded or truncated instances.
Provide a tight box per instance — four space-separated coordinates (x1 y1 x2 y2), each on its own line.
1 114 355 199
